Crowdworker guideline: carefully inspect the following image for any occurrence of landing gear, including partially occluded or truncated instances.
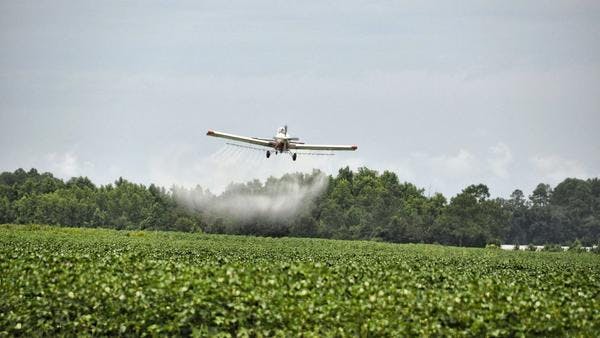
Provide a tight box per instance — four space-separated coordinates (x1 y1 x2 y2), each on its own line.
268 150 297 161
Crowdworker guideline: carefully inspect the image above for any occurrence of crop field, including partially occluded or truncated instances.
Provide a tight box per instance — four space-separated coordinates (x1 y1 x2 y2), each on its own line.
1 225 599 336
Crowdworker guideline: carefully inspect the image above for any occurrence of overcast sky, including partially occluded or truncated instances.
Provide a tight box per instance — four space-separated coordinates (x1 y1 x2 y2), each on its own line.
1 0 599 197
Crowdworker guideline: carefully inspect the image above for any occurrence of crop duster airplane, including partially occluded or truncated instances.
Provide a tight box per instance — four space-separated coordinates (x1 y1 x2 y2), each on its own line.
206 126 357 161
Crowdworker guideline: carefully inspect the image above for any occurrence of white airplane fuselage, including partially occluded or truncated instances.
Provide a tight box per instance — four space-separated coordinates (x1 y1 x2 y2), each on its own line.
273 127 290 152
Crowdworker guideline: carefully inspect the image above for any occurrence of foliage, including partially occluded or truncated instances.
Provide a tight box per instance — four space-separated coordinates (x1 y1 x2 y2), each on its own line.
0 169 201 232
1 225 599 336
568 239 587 253
542 243 564 252
0 168 599 247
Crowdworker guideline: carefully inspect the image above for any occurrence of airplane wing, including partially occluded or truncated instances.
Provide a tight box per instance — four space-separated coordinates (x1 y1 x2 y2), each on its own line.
289 143 358 151
206 130 274 148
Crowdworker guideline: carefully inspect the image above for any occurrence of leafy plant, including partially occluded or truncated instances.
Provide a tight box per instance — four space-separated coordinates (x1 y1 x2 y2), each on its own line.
542 243 564 252
1 224 599 336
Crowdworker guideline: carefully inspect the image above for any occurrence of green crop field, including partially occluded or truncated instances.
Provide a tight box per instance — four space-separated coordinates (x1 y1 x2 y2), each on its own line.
1 225 599 336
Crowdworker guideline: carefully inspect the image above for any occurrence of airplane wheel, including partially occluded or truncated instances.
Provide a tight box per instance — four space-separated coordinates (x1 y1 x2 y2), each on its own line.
292 153 297 161
266 151 271 158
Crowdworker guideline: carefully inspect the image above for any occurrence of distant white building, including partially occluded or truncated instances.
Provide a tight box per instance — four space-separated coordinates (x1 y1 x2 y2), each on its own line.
500 244 596 252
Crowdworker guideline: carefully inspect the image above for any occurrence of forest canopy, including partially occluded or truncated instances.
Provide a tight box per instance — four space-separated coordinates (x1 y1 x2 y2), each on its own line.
1 167 598 247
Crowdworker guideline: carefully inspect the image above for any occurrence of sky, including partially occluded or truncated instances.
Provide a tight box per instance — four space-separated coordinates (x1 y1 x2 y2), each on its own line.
1 0 599 198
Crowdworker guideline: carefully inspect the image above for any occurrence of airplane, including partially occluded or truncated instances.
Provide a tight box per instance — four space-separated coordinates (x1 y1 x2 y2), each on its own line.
206 126 357 161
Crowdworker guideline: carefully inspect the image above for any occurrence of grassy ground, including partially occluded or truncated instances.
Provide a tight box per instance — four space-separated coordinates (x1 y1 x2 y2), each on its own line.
1 224 599 336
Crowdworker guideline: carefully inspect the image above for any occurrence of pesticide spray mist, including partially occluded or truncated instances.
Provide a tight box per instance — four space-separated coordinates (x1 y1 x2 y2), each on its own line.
172 170 329 224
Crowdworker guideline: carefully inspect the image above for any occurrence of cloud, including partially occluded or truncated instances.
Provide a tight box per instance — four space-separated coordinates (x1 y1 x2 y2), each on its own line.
374 142 518 196
487 142 513 179
430 149 479 178
530 154 590 184
43 152 94 179
369 148 481 197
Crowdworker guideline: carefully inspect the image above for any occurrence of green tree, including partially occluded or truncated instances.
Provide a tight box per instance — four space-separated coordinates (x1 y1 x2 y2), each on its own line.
434 184 508 247
530 183 552 207
505 189 530 244
0 196 13 223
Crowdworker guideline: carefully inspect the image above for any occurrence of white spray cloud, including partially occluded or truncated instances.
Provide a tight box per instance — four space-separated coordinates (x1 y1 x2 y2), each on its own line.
172 170 329 222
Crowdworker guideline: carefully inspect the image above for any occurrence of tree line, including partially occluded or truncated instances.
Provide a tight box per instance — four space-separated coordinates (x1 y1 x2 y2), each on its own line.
1 167 598 247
